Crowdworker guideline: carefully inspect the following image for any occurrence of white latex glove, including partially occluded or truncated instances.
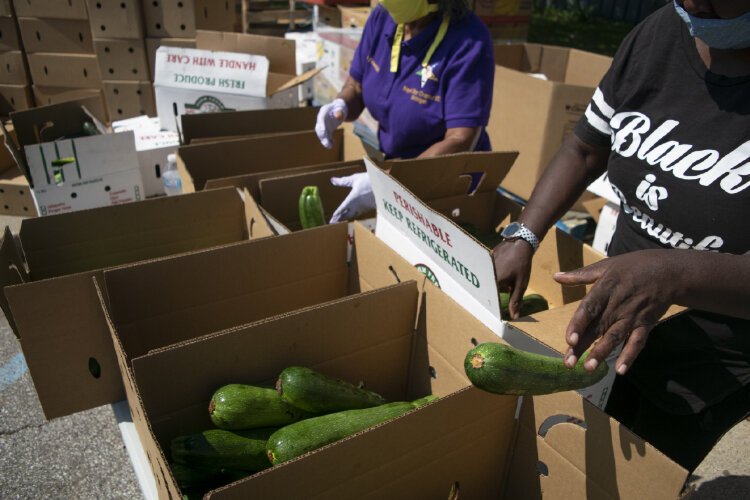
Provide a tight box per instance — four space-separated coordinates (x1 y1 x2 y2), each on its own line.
329 172 376 223
315 98 348 149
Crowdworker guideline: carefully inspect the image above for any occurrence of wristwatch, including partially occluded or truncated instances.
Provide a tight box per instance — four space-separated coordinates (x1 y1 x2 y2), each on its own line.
500 222 540 252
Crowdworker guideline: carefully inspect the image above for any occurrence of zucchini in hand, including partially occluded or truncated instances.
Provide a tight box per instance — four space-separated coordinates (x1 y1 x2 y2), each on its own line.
209 384 312 430
499 292 549 318
465 342 608 396
276 366 387 414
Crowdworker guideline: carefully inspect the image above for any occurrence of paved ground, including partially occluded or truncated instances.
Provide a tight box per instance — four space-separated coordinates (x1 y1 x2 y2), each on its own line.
0 214 747 499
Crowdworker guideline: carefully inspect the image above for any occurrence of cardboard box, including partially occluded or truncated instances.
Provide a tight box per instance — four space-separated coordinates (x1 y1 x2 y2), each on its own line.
179 129 344 191
32 86 104 108
3 98 141 215
102 80 156 120
27 53 102 89
13 0 89 20
364 154 625 406
94 39 150 81
0 164 36 217
180 105 318 144
145 37 196 78
0 16 22 51
488 44 612 204
86 0 144 40
0 84 34 114
1 186 273 419
112 115 180 197
0 51 30 85
316 28 361 92
0 0 12 17
153 30 317 132
98 223 688 499
338 5 370 28
18 18 94 53
143 0 236 38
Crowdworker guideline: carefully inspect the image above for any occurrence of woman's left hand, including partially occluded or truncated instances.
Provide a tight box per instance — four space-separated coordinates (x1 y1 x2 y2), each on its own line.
553 249 676 376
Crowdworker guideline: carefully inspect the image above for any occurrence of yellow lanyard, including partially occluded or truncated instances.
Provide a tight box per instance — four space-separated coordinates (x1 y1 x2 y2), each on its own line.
390 16 450 73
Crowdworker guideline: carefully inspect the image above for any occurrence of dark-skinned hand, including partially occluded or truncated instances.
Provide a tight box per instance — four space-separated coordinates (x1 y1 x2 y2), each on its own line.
493 239 535 319
553 249 675 376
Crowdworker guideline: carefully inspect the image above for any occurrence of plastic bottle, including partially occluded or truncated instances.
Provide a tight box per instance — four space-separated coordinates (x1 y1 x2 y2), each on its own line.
162 153 183 196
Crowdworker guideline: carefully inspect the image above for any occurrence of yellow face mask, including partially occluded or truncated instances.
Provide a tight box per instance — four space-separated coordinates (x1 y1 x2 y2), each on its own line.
379 0 439 24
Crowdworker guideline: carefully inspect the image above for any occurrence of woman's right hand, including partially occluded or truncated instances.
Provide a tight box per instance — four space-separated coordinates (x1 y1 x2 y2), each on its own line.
493 239 535 319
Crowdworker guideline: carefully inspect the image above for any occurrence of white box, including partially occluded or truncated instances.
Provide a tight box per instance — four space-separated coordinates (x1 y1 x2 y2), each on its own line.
153 46 271 132
24 131 143 216
592 201 620 255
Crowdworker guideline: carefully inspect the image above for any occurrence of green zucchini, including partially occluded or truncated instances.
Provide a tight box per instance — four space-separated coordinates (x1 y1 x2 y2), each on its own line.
276 366 387 413
464 342 609 396
299 186 326 229
499 292 550 318
209 384 312 430
171 428 276 472
267 396 437 465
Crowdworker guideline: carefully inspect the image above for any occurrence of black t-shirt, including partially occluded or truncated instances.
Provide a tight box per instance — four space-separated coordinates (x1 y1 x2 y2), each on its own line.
575 5 750 415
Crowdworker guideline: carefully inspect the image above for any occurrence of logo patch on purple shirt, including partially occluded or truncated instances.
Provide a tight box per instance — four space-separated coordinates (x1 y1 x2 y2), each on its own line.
416 62 440 88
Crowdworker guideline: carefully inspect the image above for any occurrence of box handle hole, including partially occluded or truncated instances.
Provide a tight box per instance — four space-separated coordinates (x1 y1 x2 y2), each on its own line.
470 338 478 346
88 357 101 379
428 366 437 379
537 461 549 477
388 265 401 283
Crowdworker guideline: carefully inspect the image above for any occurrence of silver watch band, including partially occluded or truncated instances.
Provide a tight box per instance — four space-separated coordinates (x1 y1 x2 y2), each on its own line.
515 224 540 251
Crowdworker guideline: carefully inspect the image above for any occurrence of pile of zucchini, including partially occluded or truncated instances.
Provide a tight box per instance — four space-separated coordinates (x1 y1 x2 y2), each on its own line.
170 366 435 497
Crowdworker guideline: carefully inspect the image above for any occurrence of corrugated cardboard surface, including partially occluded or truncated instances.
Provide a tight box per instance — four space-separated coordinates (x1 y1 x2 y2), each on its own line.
32 85 103 108
0 16 22 51
0 51 30 85
0 165 35 216
3 188 264 419
143 0 235 38
196 30 296 78
488 44 611 204
180 129 344 191
86 0 145 40
27 53 102 89
0 0 12 16
13 0 89 20
94 39 150 81
18 18 94 54
181 106 319 144
102 81 155 121
0 84 34 114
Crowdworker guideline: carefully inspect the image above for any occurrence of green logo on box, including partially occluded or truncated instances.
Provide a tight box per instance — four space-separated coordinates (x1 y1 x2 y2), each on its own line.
184 96 235 114
415 264 440 288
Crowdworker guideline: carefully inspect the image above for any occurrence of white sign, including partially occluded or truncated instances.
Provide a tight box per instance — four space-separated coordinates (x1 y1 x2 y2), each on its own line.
366 158 504 335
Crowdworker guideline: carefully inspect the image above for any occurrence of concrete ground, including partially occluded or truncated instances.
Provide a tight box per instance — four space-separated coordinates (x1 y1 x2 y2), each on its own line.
0 215 748 499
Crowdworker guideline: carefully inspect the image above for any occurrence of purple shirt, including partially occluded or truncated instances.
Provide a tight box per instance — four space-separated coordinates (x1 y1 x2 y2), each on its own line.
350 6 494 159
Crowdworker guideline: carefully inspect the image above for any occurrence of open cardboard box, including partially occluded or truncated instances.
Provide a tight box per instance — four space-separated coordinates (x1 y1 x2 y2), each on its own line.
154 30 321 132
97 224 688 499
0 187 273 419
177 129 345 192
1 97 141 215
488 43 612 209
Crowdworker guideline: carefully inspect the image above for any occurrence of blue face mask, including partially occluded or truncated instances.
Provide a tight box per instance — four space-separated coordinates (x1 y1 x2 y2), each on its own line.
674 1 750 49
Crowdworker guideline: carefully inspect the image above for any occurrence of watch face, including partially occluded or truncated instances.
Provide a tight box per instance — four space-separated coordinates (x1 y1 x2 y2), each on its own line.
501 222 521 238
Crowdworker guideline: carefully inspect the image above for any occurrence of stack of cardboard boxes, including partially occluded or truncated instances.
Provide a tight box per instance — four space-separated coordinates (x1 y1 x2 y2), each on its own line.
17 0 104 109
0 0 34 113
86 0 155 121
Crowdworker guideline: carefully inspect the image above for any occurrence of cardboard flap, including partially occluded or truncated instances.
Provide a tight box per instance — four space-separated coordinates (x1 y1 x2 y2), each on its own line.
506 391 688 500
10 97 108 148
0 120 29 181
0 226 27 337
387 151 518 201
241 188 275 239
271 67 323 95
19 187 248 280
259 162 366 229
180 129 344 191
195 30 296 76
103 223 351 362
181 107 319 144
204 160 364 200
